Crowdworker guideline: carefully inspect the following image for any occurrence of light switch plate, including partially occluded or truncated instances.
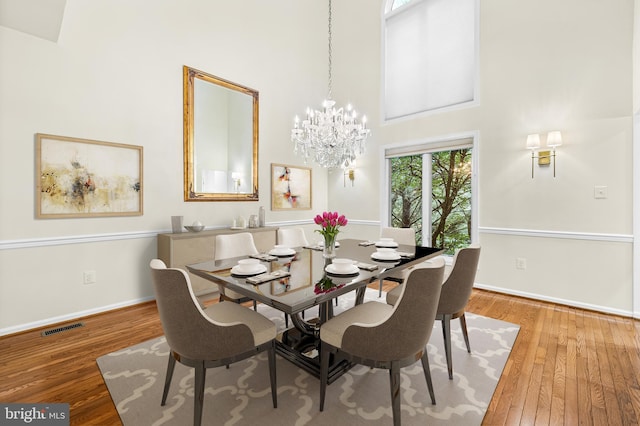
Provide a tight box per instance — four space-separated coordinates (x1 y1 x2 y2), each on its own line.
594 186 608 199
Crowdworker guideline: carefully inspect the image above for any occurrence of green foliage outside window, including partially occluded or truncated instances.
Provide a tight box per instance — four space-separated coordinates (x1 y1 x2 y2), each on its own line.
390 149 472 255
390 155 423 244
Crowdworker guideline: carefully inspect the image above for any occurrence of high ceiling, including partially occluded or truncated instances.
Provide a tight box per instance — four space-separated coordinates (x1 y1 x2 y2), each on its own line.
0 0 66 42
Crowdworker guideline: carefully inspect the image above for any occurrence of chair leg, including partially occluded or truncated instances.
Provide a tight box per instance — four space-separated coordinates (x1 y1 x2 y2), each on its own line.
441 315 454 379
319 345 330 411
253 300 257 310
459 313 471 353
285 314 289 328
194 362 206 426
379 278 383 297
268 342 278 408
161 354 176 405
389 362 401 426
420 350 436 404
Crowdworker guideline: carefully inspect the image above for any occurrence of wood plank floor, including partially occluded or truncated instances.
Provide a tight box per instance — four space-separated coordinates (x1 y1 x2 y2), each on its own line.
1 285 639 425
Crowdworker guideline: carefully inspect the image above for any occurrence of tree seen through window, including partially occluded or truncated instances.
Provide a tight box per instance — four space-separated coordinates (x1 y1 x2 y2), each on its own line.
390 149 472 254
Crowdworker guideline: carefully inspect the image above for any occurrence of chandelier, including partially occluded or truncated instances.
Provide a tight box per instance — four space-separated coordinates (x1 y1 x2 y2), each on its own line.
291 0 370 169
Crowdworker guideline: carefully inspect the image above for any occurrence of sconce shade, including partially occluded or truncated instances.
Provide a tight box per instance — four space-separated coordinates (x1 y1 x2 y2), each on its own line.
526 130 561 178
547 131 563 148
526 134 541 150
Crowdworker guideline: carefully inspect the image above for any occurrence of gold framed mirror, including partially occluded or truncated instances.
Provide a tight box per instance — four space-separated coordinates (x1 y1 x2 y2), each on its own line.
183 66 259 201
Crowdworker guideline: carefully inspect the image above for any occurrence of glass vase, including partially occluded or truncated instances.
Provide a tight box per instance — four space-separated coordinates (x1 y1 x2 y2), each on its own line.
323 234 337 258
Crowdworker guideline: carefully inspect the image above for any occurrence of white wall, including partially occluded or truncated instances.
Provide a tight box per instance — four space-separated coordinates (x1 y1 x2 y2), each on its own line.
0 0 636 334
633 0 640 317
332 0 635 315
0 0 336 334
635 0 640 115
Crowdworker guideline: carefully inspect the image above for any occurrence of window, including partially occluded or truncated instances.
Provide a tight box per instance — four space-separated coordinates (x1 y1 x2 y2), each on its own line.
385 136 476 255
390 0 413 10
383 0 477 120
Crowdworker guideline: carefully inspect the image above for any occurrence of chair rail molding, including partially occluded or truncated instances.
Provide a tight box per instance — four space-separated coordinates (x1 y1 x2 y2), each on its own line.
0 219 383 251
0 230 161 250
479 226 633 243
3 223 628 251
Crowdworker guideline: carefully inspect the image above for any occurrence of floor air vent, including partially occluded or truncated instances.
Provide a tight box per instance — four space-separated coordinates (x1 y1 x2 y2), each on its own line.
41 322 84 336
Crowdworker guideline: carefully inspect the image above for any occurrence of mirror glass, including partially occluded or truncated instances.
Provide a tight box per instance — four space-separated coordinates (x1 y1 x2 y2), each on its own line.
183 66 259 201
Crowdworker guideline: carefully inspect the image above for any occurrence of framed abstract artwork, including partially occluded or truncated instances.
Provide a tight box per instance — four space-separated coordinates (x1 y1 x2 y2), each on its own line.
271 163 312 210
36 133 143 218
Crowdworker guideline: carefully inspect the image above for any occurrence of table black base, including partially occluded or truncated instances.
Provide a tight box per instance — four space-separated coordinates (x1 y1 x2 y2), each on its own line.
276 326 351 384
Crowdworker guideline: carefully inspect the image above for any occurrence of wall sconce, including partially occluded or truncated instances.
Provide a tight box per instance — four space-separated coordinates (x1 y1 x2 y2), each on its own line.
526 131 562 178
344 167 355 187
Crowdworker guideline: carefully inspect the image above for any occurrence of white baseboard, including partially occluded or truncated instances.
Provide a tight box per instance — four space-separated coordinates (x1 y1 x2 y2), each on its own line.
2 283 633 337
474 282 634 318
0 296 156 337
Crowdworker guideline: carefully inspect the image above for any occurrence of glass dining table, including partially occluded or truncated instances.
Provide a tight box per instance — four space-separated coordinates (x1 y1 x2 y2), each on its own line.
186 238 443 382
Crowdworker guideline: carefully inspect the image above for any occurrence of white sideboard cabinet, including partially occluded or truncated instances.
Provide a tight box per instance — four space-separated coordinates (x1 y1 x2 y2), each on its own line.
157 226 278 297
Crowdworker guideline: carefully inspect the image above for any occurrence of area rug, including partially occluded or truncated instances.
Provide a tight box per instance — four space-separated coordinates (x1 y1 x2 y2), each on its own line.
97 289 519 425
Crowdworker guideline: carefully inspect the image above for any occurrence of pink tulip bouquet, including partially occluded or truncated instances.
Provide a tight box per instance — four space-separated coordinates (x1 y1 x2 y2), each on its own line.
314 211 347 257
313 211 348 240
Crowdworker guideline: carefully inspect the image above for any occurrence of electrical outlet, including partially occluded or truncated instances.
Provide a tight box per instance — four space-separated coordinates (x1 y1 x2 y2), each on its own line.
83 270 97 284
515 258 527 270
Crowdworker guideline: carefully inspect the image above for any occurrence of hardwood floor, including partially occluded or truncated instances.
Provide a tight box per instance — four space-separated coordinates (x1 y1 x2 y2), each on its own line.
1 285 639 425
466 290 640 425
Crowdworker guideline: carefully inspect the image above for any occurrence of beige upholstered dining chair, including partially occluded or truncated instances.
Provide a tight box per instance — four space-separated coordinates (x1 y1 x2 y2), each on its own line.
434 245 480 379
319 257 445 426
214 232 260 309
277 227 310 247
387 244 481 380
377 226 416 297
381 226 417 246
149 259 277 426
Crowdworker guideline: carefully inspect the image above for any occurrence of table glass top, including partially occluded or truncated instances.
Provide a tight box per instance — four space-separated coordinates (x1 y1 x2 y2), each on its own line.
187 239 442 314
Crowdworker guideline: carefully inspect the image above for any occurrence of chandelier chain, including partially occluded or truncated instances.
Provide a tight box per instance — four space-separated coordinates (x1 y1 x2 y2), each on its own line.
327 0 332 99
290 0 370 169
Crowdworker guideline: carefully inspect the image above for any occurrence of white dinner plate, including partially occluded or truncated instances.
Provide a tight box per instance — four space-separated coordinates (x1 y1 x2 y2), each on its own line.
325 264 360 276
371 252 401 261
268 248 296 257
375 241 399 248
231 264 268 276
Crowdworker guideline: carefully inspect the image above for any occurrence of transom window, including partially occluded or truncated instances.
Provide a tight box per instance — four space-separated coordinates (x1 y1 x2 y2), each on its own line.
390 0 413 10
384 0 478 120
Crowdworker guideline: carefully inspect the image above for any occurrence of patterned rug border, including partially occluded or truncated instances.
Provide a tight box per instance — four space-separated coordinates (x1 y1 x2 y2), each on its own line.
97 290 520 426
